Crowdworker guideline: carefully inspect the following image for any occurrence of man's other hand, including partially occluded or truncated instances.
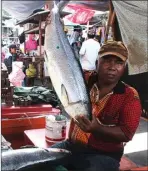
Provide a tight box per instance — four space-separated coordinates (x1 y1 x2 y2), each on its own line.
74 115 100 133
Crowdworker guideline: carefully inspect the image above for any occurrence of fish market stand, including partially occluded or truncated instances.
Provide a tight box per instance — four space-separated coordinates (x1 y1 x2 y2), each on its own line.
16 9 71 86
16 10 50 84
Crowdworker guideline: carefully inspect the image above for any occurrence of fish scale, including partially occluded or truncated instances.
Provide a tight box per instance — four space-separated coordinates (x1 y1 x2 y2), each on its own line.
2 148 71 171
44 1 91 119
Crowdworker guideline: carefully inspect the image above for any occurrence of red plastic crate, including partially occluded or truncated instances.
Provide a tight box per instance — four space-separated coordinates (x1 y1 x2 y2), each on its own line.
2 104 60 119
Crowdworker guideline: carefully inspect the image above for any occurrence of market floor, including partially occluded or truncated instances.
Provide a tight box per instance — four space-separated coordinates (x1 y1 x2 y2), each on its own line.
124 117 148 166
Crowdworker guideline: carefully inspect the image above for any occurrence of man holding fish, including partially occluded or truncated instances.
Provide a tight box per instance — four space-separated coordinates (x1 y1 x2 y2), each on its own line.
50 41 141 171
45 3 141 171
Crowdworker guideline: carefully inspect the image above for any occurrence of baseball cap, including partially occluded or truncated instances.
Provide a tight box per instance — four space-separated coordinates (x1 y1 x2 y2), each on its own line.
98 41 128 61
88 30 95 36
9 44 17 49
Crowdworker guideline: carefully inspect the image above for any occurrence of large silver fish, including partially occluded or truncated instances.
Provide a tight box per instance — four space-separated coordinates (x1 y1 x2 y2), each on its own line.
44 1 91 120
2 148 71 171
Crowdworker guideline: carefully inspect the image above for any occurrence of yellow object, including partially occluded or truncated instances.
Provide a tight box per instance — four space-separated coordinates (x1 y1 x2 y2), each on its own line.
26 64 36 77
64 26 68 32
97 27 101 35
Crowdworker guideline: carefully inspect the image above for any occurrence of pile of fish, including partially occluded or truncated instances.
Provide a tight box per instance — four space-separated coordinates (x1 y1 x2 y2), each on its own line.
2 148 71 171
44 1 91 120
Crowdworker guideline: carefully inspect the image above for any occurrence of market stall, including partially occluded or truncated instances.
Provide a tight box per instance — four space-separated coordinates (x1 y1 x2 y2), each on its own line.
16 9 71 86
16 10 49 84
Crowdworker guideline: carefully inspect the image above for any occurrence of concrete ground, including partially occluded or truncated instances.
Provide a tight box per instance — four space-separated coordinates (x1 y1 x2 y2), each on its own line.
124 118 148 167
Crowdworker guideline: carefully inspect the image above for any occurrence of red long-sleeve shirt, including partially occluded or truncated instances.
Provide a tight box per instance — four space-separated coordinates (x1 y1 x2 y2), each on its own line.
69 73 142 153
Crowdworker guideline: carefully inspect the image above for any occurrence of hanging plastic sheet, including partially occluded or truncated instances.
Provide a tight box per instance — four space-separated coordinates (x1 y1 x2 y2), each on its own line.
2 1 45 21
113 1 148 75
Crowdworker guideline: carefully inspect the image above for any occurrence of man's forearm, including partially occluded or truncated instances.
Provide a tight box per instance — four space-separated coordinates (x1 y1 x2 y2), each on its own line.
91 124 128 142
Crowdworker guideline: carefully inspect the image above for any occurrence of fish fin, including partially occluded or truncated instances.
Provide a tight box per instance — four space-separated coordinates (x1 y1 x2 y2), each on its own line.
61 84 69 107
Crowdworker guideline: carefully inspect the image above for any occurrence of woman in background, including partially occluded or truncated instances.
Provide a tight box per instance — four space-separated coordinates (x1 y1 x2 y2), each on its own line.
25 34 37 54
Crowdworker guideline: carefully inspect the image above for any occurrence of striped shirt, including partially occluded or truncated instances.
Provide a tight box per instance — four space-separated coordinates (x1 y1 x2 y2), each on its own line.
68 72 141 153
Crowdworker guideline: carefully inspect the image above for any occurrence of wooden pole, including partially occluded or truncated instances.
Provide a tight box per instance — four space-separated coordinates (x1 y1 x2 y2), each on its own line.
24 34 26 54
110 11 116 41
104 0 115 42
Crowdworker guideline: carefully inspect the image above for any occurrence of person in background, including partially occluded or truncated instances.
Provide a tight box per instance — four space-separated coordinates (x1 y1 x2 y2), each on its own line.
4 44 18 73
25 34 37 54
82 28 87 40
68 26 83 60
2 44 6 62
69 25 82 46
79 32 100 80
94 35 101 44
25 63 37 87
51 41 142 171
2 52 5 63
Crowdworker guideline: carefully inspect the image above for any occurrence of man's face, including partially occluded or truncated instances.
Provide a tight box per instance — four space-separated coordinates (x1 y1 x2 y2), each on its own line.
97 55 126 84
10 48 16 54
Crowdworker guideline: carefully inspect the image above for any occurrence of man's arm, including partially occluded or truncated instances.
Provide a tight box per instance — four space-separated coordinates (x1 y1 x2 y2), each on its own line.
79 42 86 56
94 97 141 142
75 115 128 142
75 93 141 143
91 121 129 142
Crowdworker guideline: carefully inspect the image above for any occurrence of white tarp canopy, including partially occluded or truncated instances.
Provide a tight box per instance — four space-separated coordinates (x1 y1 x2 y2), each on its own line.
2 1 45 21
113 1 148 75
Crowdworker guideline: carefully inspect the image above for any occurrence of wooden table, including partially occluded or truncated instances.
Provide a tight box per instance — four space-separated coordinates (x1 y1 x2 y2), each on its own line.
24 121 70 148
24 128 54 148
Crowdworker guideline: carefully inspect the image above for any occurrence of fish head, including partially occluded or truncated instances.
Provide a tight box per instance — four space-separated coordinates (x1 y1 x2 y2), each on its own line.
61 85 91 120
64 101 91 120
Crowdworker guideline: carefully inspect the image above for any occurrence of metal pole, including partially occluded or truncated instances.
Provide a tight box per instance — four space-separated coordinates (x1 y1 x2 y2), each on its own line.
86 21 90 40
39 16 42 57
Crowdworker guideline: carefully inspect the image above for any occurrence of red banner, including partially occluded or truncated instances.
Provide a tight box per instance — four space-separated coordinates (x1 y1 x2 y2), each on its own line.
65 5 95 24
67 4 93 11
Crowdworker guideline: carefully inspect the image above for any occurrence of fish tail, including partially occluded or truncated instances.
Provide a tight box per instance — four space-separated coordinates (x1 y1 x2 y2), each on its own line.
53 1 69 14
57 0 69 12
53 0 59 7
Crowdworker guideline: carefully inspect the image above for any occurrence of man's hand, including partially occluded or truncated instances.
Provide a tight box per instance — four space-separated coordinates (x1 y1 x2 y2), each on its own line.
74 114 129 143
74 115 100 133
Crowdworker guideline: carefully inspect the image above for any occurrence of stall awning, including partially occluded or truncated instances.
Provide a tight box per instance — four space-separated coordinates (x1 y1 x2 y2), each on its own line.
2 1 45 21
